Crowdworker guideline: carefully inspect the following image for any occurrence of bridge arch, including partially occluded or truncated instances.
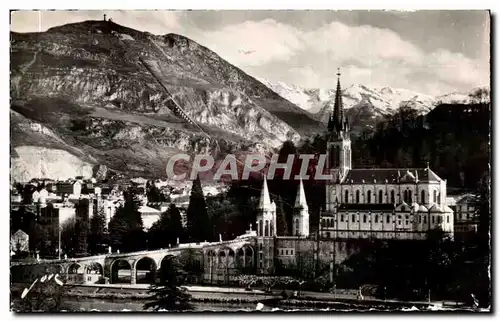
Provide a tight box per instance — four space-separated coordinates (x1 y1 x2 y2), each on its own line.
110 259 132 284
84 262 104 284
67 262 85 283
134 257 157 284
235 245 254 270
158 254 177 284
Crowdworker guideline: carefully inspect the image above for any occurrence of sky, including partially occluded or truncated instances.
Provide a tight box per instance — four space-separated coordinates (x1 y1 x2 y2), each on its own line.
10 10 490 96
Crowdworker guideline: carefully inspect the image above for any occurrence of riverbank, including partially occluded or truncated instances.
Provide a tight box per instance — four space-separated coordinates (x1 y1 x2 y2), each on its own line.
12 282 469 311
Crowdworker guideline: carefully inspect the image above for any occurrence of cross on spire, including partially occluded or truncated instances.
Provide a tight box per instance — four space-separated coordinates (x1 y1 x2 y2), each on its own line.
336 68 341 78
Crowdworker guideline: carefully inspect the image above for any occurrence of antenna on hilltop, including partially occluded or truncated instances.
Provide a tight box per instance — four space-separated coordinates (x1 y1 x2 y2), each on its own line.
103 14 107 21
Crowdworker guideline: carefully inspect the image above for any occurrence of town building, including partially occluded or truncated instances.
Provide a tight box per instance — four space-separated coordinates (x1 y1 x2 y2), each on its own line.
447 193 478 236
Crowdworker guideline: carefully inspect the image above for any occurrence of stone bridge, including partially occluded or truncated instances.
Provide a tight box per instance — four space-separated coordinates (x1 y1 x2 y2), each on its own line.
11 233 257 286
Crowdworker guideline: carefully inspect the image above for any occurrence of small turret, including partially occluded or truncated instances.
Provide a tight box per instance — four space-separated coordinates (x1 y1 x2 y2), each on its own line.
256 176 277 237
293 179 310 237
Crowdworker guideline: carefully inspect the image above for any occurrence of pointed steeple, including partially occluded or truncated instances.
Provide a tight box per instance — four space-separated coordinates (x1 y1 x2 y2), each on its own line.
258 176 271 208
333 68 344 127
294 178 308 210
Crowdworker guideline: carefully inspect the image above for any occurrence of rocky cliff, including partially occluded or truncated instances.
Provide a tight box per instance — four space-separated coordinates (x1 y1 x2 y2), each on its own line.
10 20 324 180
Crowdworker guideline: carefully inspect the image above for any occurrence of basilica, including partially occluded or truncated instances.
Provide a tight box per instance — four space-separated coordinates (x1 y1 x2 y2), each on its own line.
254 71 454 274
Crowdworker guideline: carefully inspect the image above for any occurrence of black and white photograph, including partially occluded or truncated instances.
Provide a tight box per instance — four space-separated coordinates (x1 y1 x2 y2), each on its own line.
8 9 492 312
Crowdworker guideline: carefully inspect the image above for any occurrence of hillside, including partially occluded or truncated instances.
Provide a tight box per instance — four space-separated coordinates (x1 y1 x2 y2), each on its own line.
10 20 324 181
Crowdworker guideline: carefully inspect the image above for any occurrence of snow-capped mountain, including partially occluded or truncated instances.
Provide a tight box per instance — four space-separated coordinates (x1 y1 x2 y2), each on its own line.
435 87 490 105
257 77 334 112
257 78 489 124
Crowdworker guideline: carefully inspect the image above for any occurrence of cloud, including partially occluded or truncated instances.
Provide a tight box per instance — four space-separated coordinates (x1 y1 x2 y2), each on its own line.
10 11 489 95
11 10 183 34
198 19 302 67
197 19 489 95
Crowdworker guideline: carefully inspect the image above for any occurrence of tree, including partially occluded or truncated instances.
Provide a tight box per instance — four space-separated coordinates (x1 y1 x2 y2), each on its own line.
470 172 491 307
74 200 89 257
88 206 107 255
178 248 203 282
149 204 184 249
143 256 193 311
60 218 76 257
12 276 68 312
21 184 36 204
168 204 184 241
146 181 162 203
107 216 129 251
276 196 288 236
108 190 146 252
186 175 209 242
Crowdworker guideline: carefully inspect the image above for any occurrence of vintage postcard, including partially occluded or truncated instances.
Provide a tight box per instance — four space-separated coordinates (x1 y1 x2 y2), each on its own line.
9 9 491 312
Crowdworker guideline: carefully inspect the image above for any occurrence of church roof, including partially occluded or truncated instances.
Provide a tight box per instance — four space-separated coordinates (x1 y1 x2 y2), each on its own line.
418 204 428 212
395 202 411 212
442 205 454 213
337 203 395 211
456 194 476 205
428 203 443 213
341 168 442 184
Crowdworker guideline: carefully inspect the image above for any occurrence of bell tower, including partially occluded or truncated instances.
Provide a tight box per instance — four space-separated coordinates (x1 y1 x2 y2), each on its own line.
327 68 351 182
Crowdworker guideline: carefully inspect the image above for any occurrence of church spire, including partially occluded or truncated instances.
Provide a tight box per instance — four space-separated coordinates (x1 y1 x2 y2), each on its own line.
329 68 348 134
294 178 309 210
258 176 271 209
333 68 344 127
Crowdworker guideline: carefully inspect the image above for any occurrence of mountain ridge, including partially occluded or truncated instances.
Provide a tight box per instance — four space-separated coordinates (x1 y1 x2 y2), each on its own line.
257 77 490 124
10 20 324 181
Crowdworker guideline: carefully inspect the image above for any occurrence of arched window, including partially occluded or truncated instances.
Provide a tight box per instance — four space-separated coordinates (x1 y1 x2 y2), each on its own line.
437 193 441 204
390 190 395 204
363 214 367 223
259 220 263 236
379 190 383 203
326 219 330 228
421 190 425 203
295 218 299 236
367 190 372 203
264 220 269 237
355 190 360 203
345 190 349 203
403 190 407 203
408 191 412 203
433 190 437 203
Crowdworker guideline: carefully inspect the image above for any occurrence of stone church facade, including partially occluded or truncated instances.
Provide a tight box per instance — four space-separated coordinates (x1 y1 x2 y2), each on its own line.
255 71 454 276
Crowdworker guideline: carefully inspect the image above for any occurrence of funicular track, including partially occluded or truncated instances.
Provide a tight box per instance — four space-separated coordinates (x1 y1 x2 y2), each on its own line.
109 30 219 154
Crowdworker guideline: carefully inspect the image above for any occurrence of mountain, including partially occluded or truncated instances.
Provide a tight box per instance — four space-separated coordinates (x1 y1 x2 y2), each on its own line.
10 20 324 181
258 78 489 133
257 77 334 113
